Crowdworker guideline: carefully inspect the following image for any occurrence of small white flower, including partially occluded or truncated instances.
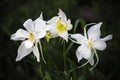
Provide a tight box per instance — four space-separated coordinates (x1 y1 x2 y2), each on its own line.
11 13 47 62
47 9 73 42
70 22 112 70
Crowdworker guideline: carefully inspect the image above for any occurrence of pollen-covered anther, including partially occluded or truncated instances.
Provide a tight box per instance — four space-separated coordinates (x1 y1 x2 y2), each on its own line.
29 32 35 42
45 31 51 42
87 40 93 47
56 20 67 32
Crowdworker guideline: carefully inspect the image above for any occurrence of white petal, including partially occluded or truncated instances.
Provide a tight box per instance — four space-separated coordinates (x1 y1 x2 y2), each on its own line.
88 22 102 41
16 41 33 61
93 40 106 51
58 9 67 21
34 18 46 32
88 55 94 66
23 19 34 32
82 47 91 59
101 34 113 41
48 24 57 34
11 29 28 41
47 16 59 24
36 29 46 39
24 40 33 49
70 34 87 44
76 46 83 62
58 31 68 41
77 45 91 60
33 42 40 62
66 19 73 30
46 24 58 38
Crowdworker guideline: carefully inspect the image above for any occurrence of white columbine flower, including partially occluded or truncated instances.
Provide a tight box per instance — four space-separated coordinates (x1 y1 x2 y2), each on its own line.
70 22 112 70
11 14 47 62
47 9 73 42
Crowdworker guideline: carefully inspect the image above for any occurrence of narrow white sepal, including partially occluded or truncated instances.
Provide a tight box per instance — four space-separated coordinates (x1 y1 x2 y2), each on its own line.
101 34 113 41
70 34 87 44
11 29 28 41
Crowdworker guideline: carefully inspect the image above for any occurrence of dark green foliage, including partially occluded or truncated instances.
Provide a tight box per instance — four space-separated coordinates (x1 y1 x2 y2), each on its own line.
0 0 120 80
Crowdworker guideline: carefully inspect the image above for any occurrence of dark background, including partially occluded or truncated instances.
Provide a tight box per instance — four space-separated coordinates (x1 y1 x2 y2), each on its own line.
0 0 120 80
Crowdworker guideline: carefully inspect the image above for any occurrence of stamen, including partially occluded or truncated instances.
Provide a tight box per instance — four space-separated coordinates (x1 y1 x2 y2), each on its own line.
87 40 93 47
29 32 35 42
45 31 51 42
56 20 66 32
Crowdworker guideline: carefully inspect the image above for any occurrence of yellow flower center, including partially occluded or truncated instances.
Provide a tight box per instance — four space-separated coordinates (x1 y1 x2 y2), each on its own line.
87 40 93 47
56 20 66 32
29 32 35 42
45 31 51 42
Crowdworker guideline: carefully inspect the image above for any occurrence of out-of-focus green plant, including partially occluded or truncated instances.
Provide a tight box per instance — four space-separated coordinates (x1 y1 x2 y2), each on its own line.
0 0 118 80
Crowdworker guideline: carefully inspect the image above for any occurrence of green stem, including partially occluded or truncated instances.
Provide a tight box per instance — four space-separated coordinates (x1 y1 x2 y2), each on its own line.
65 42 74 55
69 58 77 80
36 65 44 79
46 51 58 70
63 40 67 76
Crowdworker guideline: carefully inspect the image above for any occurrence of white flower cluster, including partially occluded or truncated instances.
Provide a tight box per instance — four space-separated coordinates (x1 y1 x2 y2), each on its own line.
11 9 112 69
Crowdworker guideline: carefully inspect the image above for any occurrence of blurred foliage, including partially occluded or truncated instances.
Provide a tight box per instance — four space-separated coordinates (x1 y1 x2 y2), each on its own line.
0 0 120 80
